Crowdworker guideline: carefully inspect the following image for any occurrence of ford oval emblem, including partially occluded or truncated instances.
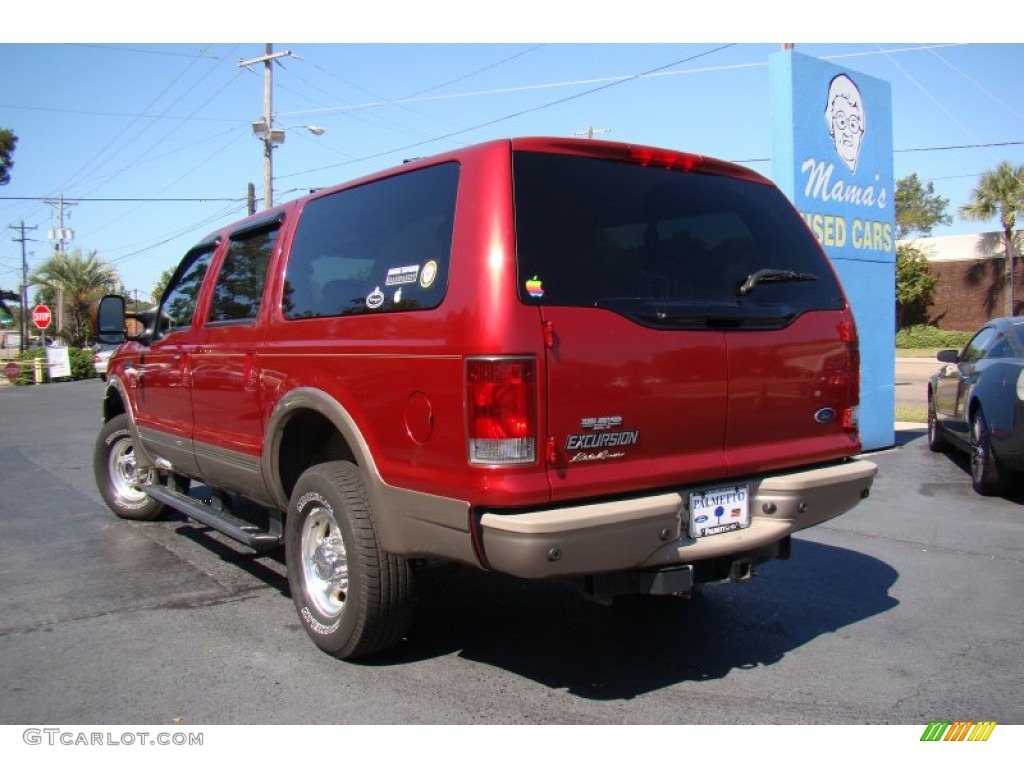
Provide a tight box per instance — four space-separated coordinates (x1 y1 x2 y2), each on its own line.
814 407 837 424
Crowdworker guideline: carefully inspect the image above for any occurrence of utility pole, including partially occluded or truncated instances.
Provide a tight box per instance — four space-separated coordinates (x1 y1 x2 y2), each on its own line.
9 221 36 353
44 194 77 336
239 44 292 209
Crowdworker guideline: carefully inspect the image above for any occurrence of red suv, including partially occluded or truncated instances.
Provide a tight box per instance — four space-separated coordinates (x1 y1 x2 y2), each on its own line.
94 137 876 658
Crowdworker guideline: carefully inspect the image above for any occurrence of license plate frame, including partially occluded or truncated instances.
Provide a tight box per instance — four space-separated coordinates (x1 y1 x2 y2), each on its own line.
688 483 751 538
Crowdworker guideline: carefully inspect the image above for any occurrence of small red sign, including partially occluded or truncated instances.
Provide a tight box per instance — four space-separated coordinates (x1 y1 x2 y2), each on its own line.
32 304 52 330
4 361 19 381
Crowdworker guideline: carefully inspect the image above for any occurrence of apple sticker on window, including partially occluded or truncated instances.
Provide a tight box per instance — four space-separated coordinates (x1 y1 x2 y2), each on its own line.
525 275 544 298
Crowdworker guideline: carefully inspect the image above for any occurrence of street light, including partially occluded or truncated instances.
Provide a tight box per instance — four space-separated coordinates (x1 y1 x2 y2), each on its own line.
250 121 326 207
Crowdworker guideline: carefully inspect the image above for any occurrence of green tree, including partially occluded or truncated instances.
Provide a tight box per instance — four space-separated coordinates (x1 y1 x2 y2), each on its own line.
152 266 176 304
960 161 1024 316
30 248 121 347
894 174 950 327
895 173 952 239
895 244 937 328
0 128 16 186
1 291 17 337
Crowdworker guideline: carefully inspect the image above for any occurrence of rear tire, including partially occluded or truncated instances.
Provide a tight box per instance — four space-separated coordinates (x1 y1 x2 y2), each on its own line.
286 461 413 659
94 414 165 521
970 408 1005 496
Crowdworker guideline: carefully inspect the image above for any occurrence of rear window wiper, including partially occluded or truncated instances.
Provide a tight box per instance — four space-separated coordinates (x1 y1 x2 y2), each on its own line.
737 268 818 296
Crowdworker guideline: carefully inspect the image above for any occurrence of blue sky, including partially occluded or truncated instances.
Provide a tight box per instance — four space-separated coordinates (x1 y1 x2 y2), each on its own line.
2 4 1023 299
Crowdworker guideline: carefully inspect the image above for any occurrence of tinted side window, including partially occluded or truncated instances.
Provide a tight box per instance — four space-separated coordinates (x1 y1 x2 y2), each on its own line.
209 225 279 323
961 327 996 363
283 162 458 319
513 152 845 322
986 335 1012 360
159 247 215 336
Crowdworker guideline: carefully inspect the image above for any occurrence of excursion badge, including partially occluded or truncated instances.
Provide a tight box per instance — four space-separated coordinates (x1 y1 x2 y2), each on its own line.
565 416 639 463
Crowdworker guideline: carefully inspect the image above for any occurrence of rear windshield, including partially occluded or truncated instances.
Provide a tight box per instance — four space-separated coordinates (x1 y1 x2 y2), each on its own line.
513 152 845 328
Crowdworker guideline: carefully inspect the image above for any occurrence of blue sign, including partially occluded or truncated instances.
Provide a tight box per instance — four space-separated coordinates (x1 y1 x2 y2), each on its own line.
770 50 895 450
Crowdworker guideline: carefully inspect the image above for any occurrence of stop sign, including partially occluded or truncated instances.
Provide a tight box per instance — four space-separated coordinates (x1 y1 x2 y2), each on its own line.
4 361 18 381
32 304 52 330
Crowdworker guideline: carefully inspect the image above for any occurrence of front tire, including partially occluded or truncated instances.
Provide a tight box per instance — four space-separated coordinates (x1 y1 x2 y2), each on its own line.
94 413 165 521
970 408 1005 496
927 392 946 452
286 461 413 659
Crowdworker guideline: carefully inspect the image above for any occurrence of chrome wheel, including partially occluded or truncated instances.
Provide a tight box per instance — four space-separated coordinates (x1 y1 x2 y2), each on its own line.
286 462 413 658
107 434 153 505
300 505 349 619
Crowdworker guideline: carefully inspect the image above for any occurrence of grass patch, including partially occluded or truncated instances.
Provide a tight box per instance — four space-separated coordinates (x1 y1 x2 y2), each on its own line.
896 348 946 359
895 405 928 423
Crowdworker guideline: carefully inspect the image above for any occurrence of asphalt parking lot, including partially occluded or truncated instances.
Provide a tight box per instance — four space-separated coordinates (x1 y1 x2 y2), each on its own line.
0 378 1021 728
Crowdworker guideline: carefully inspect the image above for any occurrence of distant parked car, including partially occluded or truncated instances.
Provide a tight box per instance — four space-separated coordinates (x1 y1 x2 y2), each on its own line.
928 316 1024 495
92 343 119 381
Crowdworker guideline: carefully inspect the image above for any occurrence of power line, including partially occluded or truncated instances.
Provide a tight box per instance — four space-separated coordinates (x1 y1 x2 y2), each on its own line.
895 140 1024 153
277 43 969 122
1 196 242 202
68 44 215 59
4 138 1019 204
0 103 237 122
280 43 740 181
730 139 1024 165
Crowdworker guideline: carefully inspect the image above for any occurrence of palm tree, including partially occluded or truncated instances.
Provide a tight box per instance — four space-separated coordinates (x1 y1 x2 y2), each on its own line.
30 248 121 347
960 161 1024 316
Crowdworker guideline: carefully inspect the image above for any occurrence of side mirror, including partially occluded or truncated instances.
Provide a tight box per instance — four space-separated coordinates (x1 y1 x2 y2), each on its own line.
936 349 959 364
94 295 127 344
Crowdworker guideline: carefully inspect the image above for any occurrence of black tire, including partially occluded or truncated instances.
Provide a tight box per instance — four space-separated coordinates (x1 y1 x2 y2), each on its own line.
970 408 1005 496
93 413 165 521
286 461 413 659
927 392 946 452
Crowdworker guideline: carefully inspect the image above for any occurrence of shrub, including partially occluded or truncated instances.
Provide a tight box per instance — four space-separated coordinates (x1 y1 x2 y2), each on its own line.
70 347 97 380
11 346 97 384
895 325 973 350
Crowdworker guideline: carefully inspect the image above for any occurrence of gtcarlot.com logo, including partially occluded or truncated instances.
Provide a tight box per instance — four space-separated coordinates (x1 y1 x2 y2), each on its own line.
23 728 203 747
920 721 997 742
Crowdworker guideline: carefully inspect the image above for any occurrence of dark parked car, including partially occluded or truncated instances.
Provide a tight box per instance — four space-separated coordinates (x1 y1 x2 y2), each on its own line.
928 316 1024 495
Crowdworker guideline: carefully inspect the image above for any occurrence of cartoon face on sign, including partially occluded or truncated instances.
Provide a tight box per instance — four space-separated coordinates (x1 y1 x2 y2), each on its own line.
824 74 865 174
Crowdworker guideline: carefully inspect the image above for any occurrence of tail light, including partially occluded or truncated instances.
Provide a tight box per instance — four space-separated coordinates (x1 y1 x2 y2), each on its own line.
839 319 860 432
466 357 537 465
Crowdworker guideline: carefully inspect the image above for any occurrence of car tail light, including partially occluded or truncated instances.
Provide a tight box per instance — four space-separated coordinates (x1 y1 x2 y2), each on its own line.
624 146 771 184
467 357 537 465
628 147 700 172
839 319 860 432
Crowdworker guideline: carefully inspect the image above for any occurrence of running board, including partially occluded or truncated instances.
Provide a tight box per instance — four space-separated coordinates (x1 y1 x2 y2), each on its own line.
144 485 283 553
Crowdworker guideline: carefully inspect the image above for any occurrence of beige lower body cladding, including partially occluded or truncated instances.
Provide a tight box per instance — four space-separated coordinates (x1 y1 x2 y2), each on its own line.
479 458 878 579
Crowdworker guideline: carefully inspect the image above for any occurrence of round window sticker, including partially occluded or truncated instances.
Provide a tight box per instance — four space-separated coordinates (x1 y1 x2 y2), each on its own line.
365 286 385 309
420 260 438 288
